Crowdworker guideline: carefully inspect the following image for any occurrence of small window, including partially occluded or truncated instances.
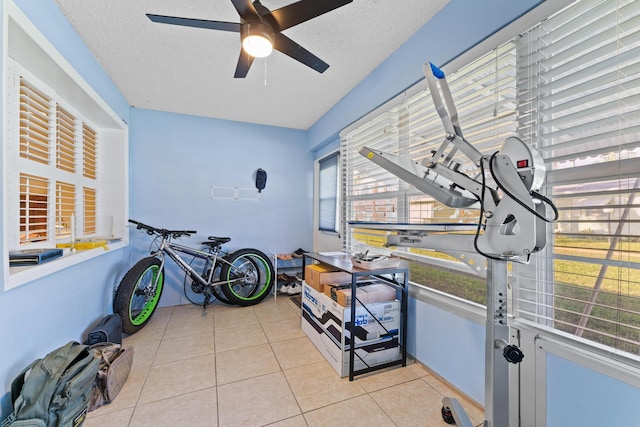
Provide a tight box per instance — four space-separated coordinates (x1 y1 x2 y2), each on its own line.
318 153 340 233
14 74 99 245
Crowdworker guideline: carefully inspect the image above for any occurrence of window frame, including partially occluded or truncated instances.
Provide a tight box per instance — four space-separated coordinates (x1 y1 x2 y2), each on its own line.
3 4 129 292
13 70 99 246
339 0 640 358
318 152 340 234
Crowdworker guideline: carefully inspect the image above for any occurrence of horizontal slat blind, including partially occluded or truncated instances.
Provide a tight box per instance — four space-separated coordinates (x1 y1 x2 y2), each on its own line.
83 123 97 180
19 78 50 165
56 181 75 238
83 187 96 234
516 0 640 354
13 74 100 246
341 42 517 254
56 105 75 173
20 173 49 243
341 0 640 354
319 153 339 232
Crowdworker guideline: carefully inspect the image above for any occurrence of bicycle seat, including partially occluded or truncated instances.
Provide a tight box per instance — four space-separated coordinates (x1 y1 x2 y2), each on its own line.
202 236 231 248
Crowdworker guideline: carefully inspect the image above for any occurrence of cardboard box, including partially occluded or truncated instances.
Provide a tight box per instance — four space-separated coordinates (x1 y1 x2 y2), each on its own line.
325 283 368 306
362 283 397 304
324 282 395 307
301 282 401 377
304 263 351 293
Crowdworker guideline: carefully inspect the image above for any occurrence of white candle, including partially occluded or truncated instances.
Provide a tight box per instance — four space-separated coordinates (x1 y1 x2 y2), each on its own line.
70 214 75 243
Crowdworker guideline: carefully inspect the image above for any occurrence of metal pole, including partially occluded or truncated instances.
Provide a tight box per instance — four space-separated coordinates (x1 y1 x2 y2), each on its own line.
486 259 510 427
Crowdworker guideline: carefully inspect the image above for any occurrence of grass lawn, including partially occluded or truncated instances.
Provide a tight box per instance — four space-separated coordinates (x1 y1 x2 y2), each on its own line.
406 236 640 354
354 229 640 354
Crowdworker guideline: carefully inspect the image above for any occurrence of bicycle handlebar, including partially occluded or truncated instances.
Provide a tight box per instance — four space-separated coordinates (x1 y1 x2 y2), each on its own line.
128 219 196 239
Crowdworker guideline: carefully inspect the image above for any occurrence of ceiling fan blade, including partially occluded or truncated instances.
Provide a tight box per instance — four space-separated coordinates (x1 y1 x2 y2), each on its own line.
269 0 353 31
230 0 258 19
234 49 254 78
273 33 329 73
147 14 240 32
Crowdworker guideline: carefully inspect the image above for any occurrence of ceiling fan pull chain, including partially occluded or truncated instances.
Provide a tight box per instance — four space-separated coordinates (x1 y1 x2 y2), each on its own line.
264 60 268 86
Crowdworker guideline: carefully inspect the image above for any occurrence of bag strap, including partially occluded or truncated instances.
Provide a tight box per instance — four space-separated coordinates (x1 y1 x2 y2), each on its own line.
10 359 40 405
91 342 122 366
1 413 16 427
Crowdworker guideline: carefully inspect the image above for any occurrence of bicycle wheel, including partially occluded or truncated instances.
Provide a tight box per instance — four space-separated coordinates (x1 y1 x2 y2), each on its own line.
114 257 164 334
185 252 234 306
219 248 274 306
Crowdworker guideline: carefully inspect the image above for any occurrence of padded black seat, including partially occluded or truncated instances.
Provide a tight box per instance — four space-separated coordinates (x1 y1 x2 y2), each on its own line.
202 236 231 248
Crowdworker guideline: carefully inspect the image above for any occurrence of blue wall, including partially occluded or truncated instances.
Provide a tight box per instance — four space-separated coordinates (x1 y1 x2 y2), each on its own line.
547 353 640 426
307 0 540 151
408 297 485 404
3 0 639 426
128 108 313 307
0 0 131 418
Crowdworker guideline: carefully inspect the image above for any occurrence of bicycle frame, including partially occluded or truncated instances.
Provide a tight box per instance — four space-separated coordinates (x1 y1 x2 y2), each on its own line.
115 219 275 333
150 237 245 290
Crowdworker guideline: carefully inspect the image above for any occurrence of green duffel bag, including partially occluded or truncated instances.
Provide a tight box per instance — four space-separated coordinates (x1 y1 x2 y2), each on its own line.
2 341 99 427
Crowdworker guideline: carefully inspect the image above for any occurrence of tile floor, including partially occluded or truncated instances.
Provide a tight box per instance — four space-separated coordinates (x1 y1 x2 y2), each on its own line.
85 296 484 427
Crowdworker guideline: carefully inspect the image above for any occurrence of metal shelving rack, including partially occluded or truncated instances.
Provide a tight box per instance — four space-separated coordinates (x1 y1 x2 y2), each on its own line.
273 256 303 299
302 252 408 380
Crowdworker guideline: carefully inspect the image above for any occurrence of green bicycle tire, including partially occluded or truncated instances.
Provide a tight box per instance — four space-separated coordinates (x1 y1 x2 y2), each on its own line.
219 248 274 306
114 256 164 334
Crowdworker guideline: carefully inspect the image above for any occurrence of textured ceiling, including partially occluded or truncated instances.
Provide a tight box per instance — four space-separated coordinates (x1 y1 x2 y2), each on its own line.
54 0 451 129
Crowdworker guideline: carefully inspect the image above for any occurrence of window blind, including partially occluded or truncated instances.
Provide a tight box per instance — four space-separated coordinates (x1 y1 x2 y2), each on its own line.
83 187 96 234
20 173 49 243
56 181 75 238
56 105 75 173
19 78 50 165
15 74 100 245
341 41 517 257
515 0 640 354
318 153 339 232
83 123 97 180
341 0 640 354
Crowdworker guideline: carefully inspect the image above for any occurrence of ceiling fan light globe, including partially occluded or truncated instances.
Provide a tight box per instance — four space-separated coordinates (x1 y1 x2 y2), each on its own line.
242 35 273 57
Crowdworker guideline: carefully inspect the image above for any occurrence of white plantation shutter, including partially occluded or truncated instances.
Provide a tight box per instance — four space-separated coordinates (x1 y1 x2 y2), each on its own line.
19 78 51 243
20 173 49 243
19 79 50 165
56 181 75 238
14 74 100 245
83 123 97 179
82 123 98 234
83 187 97 235
56 105 75 173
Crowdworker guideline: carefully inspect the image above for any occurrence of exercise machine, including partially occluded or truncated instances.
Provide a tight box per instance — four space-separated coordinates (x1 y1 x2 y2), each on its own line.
354 62 556 426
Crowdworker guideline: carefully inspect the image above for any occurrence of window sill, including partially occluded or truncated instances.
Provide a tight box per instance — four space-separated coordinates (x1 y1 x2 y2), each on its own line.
6 240 127 292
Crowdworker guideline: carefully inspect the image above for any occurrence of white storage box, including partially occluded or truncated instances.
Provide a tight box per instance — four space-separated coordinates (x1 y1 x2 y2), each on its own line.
301 282 401 377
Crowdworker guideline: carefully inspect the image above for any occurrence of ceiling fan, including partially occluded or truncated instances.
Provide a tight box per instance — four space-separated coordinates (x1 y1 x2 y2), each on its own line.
147 0 353 78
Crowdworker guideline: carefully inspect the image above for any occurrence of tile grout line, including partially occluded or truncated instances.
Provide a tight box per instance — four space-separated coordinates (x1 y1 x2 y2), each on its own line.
125 305 174 426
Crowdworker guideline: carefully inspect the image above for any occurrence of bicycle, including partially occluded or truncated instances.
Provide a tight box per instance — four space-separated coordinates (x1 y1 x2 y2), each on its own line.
114 219 275 334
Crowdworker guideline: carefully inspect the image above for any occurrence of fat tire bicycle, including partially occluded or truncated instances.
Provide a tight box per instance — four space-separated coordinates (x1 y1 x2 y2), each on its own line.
114 219 274 334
